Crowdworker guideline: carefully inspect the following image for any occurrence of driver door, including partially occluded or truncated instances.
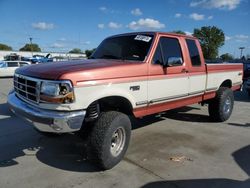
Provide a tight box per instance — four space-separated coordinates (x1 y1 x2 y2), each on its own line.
148 36 189 112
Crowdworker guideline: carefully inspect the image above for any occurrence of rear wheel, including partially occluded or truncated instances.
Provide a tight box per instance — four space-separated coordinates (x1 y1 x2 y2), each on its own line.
208 87 234 122
88 111 131 170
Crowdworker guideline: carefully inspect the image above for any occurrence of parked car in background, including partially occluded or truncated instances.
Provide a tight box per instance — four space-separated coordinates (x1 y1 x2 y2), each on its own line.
0 61 31 77
4 53 22 61
22 53 53 64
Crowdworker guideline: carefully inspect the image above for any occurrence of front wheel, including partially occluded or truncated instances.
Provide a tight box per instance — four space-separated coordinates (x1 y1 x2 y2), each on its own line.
208 87 234 122
88 111 131 170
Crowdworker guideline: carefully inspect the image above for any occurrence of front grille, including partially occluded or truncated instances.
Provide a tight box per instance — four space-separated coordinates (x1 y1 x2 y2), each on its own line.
14 74 40 103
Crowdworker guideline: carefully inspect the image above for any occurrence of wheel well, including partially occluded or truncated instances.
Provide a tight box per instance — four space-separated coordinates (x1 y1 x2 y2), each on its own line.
85 96 133 121
99 96 133 115
203 80 232 105
220 80 232 88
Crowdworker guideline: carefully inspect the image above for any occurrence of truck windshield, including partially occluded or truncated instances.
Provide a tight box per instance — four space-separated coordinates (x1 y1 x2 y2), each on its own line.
91 34 154 61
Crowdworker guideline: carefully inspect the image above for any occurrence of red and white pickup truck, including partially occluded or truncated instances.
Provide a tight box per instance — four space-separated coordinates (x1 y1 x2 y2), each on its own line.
8 32 243 169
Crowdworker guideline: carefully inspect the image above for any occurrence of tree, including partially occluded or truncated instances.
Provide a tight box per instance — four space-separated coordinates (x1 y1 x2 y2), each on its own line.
172 30 186 35
19 43 41 52
69 48 82 54
193 26 225 59
0 43 12 51
85 48 96 58
220 53 234 61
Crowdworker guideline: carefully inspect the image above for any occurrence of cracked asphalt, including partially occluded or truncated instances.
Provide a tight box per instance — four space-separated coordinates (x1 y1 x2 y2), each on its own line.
0 78 249 188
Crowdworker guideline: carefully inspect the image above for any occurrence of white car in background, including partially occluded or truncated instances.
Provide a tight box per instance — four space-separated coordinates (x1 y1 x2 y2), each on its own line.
0 61 31 77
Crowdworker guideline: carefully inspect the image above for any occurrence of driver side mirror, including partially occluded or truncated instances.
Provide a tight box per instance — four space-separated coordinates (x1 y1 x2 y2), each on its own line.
163 57 183 67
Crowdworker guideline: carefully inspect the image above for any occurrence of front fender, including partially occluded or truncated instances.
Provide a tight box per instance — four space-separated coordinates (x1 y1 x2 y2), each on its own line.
72 81 147 110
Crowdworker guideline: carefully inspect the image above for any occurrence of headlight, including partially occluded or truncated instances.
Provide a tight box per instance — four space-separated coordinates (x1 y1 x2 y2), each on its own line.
40 81 74 104
41 82 60 96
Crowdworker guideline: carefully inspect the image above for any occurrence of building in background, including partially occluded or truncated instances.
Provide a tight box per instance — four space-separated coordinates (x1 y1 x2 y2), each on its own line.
0 50 86 61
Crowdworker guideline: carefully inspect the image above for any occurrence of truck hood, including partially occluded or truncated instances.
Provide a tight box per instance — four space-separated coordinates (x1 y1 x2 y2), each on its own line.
16 59 147 86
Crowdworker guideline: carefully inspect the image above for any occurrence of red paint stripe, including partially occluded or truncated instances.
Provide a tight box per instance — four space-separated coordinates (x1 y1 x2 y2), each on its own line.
76 76 148 87
203 91 216 101
133 95 203 117
133 85 242 117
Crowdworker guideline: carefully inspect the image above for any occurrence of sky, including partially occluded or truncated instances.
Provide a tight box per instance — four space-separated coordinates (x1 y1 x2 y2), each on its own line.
0 0 250 57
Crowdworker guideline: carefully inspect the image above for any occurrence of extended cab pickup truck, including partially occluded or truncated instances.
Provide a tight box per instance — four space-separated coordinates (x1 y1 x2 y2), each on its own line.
8 32 243 169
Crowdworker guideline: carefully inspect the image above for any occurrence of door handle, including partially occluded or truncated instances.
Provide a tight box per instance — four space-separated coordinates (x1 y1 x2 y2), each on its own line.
181 69 189 73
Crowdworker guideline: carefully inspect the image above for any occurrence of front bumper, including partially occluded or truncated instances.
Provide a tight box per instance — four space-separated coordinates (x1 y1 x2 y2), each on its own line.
8 91 86 133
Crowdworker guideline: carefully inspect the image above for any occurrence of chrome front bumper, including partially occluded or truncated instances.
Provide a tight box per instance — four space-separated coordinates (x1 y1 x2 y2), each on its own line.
8 91 86 133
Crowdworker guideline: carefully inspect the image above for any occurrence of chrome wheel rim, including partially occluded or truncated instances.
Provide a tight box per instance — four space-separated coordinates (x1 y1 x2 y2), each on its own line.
223 97 231 114
110 127 126 157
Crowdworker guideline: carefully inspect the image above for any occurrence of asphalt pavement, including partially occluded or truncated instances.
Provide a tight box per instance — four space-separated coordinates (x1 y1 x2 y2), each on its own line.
0 78 249 188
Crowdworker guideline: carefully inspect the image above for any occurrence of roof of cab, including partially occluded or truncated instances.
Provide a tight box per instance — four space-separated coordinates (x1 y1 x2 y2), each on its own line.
107 31 197 40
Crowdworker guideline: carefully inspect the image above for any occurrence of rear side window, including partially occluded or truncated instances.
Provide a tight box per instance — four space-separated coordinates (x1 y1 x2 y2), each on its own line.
7 62 18 67
186 39 201 66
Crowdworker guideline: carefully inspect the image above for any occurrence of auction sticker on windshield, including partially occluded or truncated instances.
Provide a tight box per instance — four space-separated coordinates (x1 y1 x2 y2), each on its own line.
134 35 152 42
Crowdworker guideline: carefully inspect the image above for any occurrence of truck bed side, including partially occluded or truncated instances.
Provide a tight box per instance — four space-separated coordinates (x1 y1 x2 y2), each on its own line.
205 63 243 98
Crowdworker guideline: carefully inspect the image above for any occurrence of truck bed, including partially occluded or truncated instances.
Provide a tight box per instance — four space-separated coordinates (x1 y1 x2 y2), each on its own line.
205 63 243 93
